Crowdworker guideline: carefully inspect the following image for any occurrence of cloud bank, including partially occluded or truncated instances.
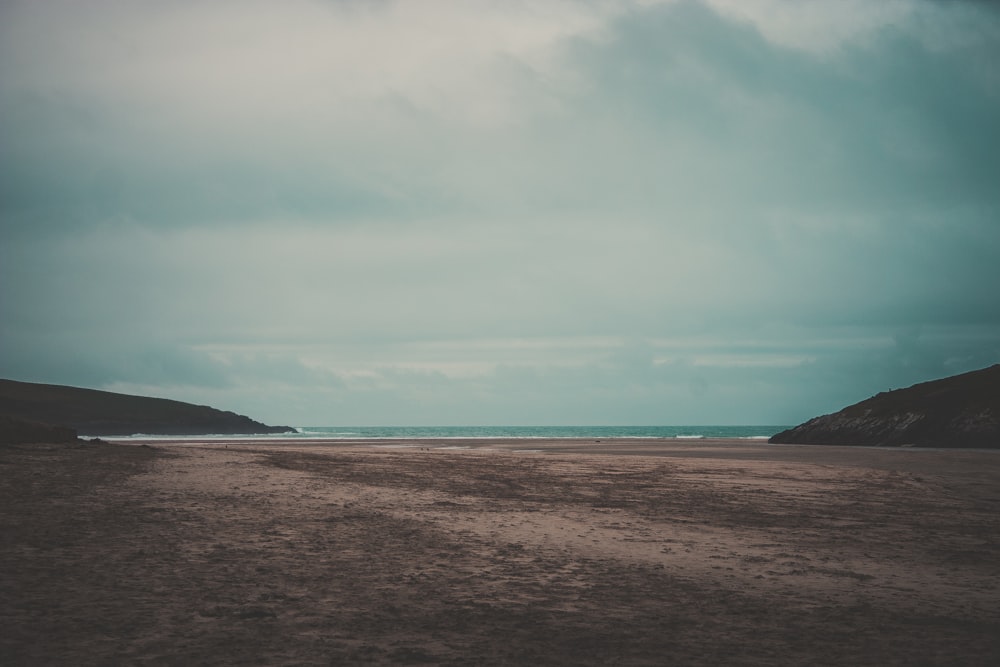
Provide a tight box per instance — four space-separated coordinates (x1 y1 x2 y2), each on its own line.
2 0 998 425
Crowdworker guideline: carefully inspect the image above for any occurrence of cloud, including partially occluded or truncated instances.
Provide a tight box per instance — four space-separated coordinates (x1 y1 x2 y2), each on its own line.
2 0 999 425
0 0 603 234
4 0 998 230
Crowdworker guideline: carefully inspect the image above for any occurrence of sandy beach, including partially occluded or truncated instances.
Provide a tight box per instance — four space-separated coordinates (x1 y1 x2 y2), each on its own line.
2 438 999 665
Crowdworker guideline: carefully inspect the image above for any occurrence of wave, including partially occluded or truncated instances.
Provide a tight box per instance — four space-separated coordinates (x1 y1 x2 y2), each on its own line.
103 426 789 441
287 426 789 440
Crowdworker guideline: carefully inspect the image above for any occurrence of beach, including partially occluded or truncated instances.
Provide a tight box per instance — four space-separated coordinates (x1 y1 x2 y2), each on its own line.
3 438 999 665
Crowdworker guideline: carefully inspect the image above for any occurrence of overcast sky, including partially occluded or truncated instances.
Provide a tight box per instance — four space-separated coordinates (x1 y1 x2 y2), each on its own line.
2 0 998 427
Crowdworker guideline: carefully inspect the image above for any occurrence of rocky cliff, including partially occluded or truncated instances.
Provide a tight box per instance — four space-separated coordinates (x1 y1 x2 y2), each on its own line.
0 415 78 444
770 364 1000 448
0 379 295 436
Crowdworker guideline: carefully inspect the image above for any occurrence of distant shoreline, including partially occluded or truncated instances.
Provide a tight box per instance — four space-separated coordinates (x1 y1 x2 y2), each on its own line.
100 424 789 442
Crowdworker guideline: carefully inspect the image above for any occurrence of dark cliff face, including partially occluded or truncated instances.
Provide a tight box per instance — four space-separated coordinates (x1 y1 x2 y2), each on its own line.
0 415 78 444
770 365 1000 448
0 379 295 436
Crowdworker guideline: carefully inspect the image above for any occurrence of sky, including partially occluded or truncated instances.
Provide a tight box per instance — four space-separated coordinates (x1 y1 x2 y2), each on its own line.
2 0 999 427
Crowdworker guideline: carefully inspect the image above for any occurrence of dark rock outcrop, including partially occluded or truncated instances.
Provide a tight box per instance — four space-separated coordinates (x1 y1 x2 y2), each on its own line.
0 415 78 444
770 364 1000 448
0 379 295 436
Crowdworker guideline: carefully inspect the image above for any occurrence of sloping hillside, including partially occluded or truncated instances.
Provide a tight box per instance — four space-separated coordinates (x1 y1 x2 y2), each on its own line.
0 379 294 436
770 365 1000 447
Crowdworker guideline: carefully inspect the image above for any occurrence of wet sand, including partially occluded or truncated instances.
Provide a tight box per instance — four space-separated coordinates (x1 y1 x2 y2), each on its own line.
2 438 999 665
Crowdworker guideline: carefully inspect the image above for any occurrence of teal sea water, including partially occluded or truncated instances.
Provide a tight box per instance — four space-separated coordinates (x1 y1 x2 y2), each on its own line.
110 425 789 441
292 425 788 440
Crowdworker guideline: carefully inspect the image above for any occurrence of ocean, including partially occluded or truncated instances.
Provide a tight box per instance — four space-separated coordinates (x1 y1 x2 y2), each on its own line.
292 425 787 440
109 425 788 441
